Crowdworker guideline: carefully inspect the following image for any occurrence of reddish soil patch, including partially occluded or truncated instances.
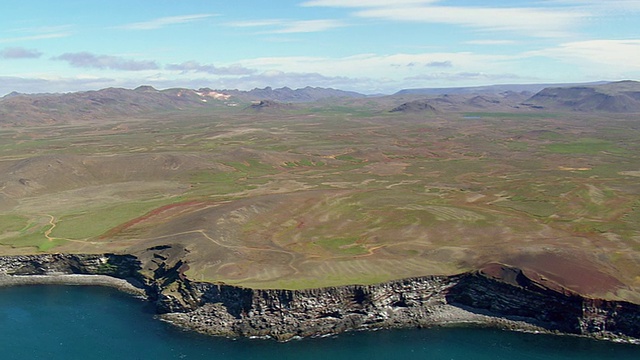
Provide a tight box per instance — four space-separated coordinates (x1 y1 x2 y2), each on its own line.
504 252 625 296
101 200 211 238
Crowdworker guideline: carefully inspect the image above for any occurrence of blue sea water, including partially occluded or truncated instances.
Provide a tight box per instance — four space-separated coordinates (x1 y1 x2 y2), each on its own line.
1 285 639 360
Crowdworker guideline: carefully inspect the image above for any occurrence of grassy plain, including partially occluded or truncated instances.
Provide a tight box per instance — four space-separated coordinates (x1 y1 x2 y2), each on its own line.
1 105 640 301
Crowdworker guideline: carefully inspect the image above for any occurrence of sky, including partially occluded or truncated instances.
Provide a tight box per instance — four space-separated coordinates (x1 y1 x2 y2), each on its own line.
1 0 639 95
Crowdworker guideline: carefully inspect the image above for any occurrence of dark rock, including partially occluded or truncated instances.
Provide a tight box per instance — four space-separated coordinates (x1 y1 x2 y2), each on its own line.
246 100 293 111
390 100 438 113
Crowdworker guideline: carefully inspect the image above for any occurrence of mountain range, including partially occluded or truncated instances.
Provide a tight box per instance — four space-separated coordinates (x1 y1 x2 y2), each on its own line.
393 82 610 96
522 80 640 112
1 81 639 126
0 86 363 125
390 80 640 114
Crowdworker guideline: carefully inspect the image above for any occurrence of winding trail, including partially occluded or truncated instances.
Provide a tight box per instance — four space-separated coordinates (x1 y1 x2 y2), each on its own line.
39 214 102 245
43 214 57 241
196 229 300 276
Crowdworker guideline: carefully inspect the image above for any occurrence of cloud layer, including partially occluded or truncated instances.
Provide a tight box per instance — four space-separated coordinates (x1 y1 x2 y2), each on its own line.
227 19 345 33
116 14 215 30
0 47 42 59
166 61 256 76
53 52 159 71
304 0 586 37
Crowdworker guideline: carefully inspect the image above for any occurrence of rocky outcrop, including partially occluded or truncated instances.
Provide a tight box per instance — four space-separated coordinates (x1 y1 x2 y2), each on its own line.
390 100 438 113
246 100 293 112
0 253 142 279
1 251 639 343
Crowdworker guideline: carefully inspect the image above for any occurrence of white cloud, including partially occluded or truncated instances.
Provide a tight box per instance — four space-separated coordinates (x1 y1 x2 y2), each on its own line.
546 0 640 12
226 19 284 28
5 25 74 35
302 1 590 38
528 39 640 69
0 32 71 44
228 19 346 34
117 14 215 30
226 52 526 92
270 19 346 33
466 40 517 45
238 52 512 77
221 70 368 90
405 72 524 82
301 0 437 7
354 6 584 38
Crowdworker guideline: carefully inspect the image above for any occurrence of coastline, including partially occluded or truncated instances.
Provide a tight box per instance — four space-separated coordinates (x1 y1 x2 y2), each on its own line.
0 272 551 341
160 301 551 341
0 274 147 297
0 252 639 344
1 272 635 345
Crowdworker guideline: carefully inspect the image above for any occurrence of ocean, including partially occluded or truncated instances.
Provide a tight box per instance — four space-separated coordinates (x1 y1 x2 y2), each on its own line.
1 285 638 359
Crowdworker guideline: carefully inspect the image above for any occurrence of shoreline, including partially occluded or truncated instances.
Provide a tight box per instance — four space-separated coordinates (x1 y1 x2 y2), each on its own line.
0 272 555 343
1 253 639 344
1 273 636 345
0 274 147 297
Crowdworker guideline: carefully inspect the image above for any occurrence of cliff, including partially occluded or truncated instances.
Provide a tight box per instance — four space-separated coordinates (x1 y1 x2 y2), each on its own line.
0 251 639 343
164 276 473 340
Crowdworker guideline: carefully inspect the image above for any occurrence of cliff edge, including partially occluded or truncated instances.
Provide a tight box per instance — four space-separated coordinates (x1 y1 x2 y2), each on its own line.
0 250 638 343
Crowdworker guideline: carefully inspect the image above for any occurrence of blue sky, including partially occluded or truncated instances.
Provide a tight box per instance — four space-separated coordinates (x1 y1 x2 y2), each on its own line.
1 0 639 95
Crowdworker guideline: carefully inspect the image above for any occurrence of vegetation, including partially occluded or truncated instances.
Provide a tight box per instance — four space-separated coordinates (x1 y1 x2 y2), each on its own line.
1 92 640 302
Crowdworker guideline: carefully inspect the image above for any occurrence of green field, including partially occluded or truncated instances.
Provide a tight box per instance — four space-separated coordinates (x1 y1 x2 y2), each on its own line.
1 104 640 302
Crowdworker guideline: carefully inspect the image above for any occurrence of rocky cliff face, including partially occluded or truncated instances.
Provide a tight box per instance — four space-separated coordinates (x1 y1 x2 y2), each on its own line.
447 268 640 339
164 276 464 340
0 253 141 279
1 251 639 343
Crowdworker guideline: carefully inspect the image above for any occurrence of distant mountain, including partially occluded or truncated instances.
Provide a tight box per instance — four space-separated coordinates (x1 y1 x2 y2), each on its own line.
224 86 366 103
523 80 640 112
395 82 609 96
2 91 22 98
0 86 365 126
0 87 229 125
384 91 531 113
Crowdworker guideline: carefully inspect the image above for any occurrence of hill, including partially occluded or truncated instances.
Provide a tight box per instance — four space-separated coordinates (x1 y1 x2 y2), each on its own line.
390 99 439 113
0 86 365 126
394 82 608 96
0 87 229 126
385 92 531 113
224 86 366 103
524 80 640 112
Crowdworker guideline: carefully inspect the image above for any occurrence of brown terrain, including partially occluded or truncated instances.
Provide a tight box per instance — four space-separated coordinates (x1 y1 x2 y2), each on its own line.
1 81 640 304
